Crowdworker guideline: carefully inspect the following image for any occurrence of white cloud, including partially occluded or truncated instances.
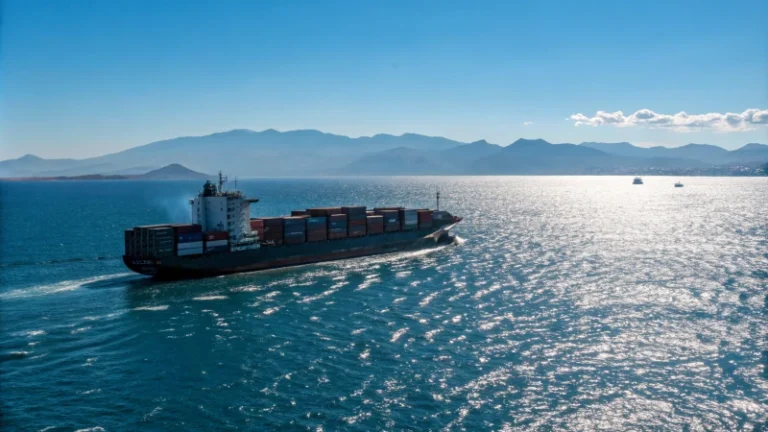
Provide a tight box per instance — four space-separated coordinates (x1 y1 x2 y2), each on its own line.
568 108 768 132
523 121 533 126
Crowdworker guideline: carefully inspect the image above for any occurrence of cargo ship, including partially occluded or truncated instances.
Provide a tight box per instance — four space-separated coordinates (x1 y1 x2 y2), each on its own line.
122 175 462 279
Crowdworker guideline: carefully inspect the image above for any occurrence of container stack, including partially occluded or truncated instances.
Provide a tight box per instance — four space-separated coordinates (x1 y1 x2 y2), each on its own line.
177 231 204 256
328 214 348 239
249 219 264 240
399 209 418 231
306 216 327 242
307 207 341 217
342 206 367 237
366 215 384 235
417 210 433 229
147 226 174 257
204 231 229 253
283 217 307 245
260 217 284 246
376 209 401 232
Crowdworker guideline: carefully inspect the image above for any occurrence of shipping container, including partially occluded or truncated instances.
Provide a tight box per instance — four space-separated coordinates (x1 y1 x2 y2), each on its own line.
172 224 202 234
291 210 309 216
177 232 204 243
307 216 326 227
307 229 327 242
341 206 367 217
249 219 265 239
178 241 204 250
418 210 433 229
205 239 228 248
204 231 229 241
348 225 366 237
307 207 343 217
177 248 203 257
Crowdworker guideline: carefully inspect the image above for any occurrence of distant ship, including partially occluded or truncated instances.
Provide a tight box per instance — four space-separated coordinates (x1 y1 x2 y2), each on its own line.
633 177 644 185
675 181 684 188
123 174 462 279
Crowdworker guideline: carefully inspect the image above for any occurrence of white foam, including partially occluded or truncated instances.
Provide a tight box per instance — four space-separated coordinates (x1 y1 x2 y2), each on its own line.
0 273 134 300
133 305 169 311
193 295 229 301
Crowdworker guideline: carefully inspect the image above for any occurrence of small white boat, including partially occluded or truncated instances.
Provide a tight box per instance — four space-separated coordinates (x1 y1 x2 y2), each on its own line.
674 181 683 188
633 177 643 185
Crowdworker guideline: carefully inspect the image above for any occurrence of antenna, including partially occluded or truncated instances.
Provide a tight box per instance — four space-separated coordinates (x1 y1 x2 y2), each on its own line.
436 190 440 211
218 171 228 192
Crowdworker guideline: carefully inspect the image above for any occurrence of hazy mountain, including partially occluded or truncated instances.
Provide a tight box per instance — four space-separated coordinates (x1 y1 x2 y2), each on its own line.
579 141 768 164
472 139 622 174
139 164 212 180
1 129 766 177
0 129 464 178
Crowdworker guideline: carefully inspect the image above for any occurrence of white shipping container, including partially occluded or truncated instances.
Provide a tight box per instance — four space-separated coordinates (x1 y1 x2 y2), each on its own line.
177 241 204 250
205 240 228 247
177 248 203 256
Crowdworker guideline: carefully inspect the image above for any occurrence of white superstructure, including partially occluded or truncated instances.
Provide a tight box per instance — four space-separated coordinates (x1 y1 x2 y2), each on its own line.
190 173 260 249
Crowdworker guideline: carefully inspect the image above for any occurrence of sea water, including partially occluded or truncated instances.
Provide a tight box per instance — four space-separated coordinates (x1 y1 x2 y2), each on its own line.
1 177 766 430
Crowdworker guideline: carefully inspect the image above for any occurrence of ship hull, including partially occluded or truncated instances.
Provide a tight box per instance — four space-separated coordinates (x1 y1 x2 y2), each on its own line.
123 222 458 279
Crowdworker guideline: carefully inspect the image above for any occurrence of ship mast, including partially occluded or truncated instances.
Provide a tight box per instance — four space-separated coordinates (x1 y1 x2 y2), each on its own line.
436 190 440 211
218 171 228 192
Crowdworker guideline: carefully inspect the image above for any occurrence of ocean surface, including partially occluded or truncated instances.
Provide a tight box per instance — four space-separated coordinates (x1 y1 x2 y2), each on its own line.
1 176 766 431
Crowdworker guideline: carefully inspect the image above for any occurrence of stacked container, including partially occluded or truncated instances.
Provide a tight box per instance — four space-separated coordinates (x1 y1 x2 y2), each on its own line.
342 206 367 237
204 231 229 253
400 209 418 231
417 210 434 229
291 210 309 216
177 230 204 256
376 209 401 232
148 226 174 256
260 217 284 246
283 217 307 245
366 215 384 235
328 214 348 240
250 219 264 240
306 216 327 242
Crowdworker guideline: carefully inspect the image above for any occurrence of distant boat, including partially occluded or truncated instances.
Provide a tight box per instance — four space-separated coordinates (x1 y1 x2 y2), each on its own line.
675 181 684 188
633 177 643 185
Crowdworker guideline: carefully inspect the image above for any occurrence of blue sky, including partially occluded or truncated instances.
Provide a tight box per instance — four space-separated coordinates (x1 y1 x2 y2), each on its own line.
1 0 766 159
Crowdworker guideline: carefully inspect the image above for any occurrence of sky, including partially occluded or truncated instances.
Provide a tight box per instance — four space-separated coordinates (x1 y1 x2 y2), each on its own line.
1 0 766 160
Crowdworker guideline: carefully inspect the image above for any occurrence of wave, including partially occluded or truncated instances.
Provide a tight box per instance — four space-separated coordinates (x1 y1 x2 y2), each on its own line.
132 305 170 311
0 273 135 300
193 295 229 301
0 256 121 268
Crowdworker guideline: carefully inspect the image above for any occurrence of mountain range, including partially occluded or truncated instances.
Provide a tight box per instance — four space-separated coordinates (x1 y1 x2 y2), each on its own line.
1 129 767 177
1 164 212 181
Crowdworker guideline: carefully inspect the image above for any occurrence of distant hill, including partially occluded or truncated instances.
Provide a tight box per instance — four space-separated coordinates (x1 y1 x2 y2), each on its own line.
1 129 766 177
580 141 768 164
139 164 211 180
0 129 464 178
3 164 211 181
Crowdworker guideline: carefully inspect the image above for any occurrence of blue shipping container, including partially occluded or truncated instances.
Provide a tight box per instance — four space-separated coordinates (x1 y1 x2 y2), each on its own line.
178 232 204 243
307 217 326 227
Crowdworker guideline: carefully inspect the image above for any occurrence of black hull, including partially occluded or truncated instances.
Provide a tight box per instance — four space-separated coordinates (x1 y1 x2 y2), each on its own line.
123 223 458 279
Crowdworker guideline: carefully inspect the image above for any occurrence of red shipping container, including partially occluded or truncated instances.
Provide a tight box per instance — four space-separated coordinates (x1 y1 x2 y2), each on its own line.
172 224 202 234
308 207 342 217
204 231 229 241
307 230 327 242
